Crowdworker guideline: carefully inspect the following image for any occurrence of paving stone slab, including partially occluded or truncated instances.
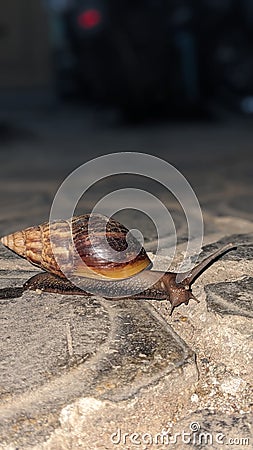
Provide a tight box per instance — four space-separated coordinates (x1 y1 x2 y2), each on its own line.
202 234 253 258
202 237 253 318
205 276 253 318
0 254 196 447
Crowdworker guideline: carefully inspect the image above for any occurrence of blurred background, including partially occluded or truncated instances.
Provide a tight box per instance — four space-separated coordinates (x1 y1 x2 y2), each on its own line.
0 0 253 241
1 0 253 116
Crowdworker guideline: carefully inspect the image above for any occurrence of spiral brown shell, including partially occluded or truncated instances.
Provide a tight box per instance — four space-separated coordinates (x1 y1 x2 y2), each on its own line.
0 214 151 280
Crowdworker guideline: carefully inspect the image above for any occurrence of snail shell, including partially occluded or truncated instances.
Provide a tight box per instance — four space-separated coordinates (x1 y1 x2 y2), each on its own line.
0 214 236 312
1 214 151 280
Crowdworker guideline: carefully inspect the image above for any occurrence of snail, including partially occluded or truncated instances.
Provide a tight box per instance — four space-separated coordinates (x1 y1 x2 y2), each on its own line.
0 214 236 313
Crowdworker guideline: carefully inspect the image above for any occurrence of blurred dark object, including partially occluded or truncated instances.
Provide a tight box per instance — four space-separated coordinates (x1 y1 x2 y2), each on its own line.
46 0 253 117
0 2 51 101
199 0 253 114
48 0 202 118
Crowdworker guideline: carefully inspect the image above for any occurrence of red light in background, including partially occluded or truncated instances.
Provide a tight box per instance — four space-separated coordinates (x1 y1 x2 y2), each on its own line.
77 9 102 29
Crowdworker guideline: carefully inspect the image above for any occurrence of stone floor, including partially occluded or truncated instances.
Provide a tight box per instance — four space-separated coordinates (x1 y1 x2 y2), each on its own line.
0 105 252 449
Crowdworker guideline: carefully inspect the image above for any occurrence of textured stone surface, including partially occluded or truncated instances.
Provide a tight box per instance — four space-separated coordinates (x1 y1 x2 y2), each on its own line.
202 237 253 318
0 253 195 448
0 108 253 448
205 276 253 318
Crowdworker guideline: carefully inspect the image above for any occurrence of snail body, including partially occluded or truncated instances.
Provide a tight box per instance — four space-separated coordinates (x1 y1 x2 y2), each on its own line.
0 214 235 313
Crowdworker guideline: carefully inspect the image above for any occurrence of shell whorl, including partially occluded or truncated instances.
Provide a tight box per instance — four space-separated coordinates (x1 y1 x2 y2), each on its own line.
1 214 151 280
1 231 27 258
0 222 67 277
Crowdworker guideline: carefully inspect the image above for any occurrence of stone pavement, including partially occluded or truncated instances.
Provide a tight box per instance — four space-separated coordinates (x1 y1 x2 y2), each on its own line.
0 107 252 449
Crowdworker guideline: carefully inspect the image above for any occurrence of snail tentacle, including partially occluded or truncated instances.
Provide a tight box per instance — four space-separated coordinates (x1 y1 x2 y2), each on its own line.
185 243 237 285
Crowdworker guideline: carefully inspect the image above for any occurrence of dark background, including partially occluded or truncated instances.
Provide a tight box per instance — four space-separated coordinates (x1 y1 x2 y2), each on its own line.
0 0 252 237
